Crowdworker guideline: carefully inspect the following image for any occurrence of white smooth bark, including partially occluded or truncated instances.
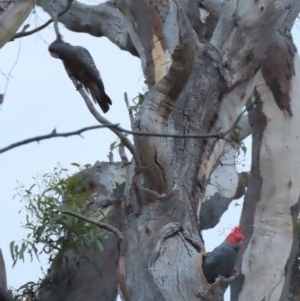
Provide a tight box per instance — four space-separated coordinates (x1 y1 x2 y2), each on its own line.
239 54 300 301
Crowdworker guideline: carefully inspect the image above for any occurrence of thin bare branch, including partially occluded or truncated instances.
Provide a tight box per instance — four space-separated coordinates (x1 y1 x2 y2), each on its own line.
51 0 61 39
12 0 74 40
124 92 134 128
0 125 113 154
61 210 124 240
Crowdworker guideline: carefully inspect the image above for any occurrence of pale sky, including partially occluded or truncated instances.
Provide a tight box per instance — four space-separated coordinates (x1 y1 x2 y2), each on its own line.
0 2 299 300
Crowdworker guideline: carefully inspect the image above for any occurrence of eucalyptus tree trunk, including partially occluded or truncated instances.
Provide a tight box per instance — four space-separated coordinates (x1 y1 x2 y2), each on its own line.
34 1 300 301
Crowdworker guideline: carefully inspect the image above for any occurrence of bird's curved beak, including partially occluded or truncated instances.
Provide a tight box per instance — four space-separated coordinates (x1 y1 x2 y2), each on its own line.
49 51 59 58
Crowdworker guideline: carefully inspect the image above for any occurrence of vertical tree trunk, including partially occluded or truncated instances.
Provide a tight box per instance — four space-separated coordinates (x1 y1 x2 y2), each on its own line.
233 39 300 300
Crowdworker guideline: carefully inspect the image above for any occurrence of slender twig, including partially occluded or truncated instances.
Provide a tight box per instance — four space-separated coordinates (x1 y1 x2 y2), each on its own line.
124 92 135 127
0 125 114 154
51 0 61 39
13 0 74 40
61 210 124 240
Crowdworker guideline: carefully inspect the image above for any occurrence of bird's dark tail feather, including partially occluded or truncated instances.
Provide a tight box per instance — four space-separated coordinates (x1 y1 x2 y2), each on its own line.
97 89 112 113
88 83 112 113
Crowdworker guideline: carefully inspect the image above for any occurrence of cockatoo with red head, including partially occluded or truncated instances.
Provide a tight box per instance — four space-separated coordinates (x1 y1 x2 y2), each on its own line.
202 225 244 284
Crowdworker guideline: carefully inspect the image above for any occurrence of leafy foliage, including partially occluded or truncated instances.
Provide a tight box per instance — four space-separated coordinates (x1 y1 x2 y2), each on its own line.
130 92 145 116
10 165 105 268
10 281 41 301
109 139 123 153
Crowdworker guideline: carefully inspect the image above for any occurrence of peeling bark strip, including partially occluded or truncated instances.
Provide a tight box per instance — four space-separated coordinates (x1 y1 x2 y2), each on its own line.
261 32 296 117
117 0 171 86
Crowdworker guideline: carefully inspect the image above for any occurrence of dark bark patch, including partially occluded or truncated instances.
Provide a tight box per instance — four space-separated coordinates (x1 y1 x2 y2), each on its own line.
208 113 219 132
245 48 254 63
145 226 151 235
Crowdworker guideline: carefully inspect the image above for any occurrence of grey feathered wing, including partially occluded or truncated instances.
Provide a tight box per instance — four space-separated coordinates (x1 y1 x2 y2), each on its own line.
75 46 112 113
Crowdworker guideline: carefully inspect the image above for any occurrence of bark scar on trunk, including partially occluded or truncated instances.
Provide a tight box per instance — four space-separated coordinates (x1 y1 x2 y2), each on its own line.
149 222 182 265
